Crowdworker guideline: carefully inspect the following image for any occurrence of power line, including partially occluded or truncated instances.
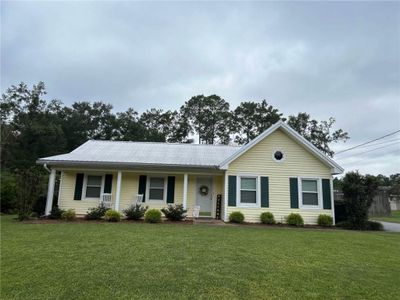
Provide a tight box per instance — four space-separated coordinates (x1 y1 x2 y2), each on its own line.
336 141 400 159
345 138 400 149
335 129 400 155
337 148 400 166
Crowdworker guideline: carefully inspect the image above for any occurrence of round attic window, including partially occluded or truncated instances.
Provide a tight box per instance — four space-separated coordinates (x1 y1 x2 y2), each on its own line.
273 150 284 162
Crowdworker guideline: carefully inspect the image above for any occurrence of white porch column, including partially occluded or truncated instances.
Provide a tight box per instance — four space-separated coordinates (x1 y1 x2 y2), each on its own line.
115 171 122 211
224 172 228 222
183 173 188 209
45 169 56 216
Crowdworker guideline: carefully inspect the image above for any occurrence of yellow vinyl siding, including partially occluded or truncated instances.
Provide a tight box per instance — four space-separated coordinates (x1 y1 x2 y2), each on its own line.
227 128 332 224
58 171 224 217
58 171 118 215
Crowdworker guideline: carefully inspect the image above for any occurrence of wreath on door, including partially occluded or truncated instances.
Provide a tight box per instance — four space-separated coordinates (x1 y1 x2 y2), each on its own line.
199 185 209 196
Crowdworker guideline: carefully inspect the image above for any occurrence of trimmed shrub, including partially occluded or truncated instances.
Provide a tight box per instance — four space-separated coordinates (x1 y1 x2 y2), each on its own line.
123 204 148 220
85 204 109 220
229 211 244 224
144 209 162 223
260 212 276 224
49 206 65 220
104 210 121 222
365 221 383 231
286 213 304 227
61 209 76 221
317 214 333 227
161 204 187 221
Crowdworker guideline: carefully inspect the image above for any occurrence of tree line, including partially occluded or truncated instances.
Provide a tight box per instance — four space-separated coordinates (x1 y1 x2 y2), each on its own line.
1 81 350 213
1 82 350 171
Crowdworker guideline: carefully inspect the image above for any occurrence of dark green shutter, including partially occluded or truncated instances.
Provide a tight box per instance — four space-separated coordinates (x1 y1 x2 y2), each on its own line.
104 174 113 194
261 176 269 207
322 179 332 209
167 176 175 203
289 178 299 208
138 175 147 202
74 173 84 200
228 175 237 207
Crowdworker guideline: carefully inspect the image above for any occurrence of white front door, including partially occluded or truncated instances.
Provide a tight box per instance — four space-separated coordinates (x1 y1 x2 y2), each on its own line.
196 177 213 217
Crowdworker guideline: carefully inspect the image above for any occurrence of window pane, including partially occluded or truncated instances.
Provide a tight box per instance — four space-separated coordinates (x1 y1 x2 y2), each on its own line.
149 188 164 200
302 180 317 192
87 175 102 186
302 192 318 205
240 190 256 203
150 177 164 188
241 178 256 190
86 186 101 198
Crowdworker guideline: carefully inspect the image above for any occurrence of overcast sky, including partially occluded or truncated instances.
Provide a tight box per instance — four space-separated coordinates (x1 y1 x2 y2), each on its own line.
1 1 399 176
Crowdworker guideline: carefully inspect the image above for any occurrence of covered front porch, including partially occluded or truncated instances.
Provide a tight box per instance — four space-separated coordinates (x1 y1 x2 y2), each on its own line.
45 168 226 219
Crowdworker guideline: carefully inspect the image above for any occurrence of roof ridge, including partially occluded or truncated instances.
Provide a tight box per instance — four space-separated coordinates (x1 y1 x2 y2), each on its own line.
87 139 241 147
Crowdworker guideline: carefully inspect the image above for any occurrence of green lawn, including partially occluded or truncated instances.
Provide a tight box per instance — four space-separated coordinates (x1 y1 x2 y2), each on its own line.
372 210 400 224
1 216 399 299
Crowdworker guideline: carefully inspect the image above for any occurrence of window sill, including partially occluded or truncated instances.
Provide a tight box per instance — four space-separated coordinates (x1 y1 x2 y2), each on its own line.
299 205 322 210
237 204 260 208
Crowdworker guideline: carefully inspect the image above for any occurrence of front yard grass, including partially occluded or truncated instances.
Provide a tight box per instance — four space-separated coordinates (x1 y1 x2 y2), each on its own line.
1 215 399 299
372 210 400 224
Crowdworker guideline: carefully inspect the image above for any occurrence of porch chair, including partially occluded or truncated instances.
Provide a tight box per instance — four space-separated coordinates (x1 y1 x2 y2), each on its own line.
102 194 113 209
192 205 200 219
133 194 144 205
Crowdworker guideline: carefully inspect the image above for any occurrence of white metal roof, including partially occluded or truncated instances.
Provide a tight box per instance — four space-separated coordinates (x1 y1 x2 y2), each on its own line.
38 140 241 169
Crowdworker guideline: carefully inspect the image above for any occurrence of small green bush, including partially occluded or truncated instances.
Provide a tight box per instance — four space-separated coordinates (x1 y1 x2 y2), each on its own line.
317 214 333 227
365 221 383 231
85 204 109 220
229 211 244 224
161 204 187 221
123 204 148 220
61 209 76 221
260 212 276 224
286 213 304 227
104 210 121 222
49 206 65 219
144 209 162 223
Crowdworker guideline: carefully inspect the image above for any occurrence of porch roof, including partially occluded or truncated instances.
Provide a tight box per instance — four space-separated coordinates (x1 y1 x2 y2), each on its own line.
38 140 241 169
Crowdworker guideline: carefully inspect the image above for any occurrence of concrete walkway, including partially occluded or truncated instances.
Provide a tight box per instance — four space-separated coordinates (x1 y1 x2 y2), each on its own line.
376 221 400 232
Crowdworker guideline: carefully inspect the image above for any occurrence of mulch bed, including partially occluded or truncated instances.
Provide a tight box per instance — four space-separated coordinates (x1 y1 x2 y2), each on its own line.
20 218 337 229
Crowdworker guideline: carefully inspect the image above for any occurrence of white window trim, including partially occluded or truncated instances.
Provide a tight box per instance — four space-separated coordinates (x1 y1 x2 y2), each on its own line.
236 174 261 208
146 176 167 202
83 174 105 201
298 177 323 209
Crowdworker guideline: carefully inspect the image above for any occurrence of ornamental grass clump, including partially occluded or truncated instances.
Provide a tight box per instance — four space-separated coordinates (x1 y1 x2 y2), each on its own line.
144 209 162 223
104 210 121 222
61 209 76 221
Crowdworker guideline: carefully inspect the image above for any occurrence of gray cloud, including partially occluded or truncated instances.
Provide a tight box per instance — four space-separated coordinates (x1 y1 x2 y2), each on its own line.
1 1 399 175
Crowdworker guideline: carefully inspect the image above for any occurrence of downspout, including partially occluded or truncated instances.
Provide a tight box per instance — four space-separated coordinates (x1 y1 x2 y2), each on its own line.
43 163 51 174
